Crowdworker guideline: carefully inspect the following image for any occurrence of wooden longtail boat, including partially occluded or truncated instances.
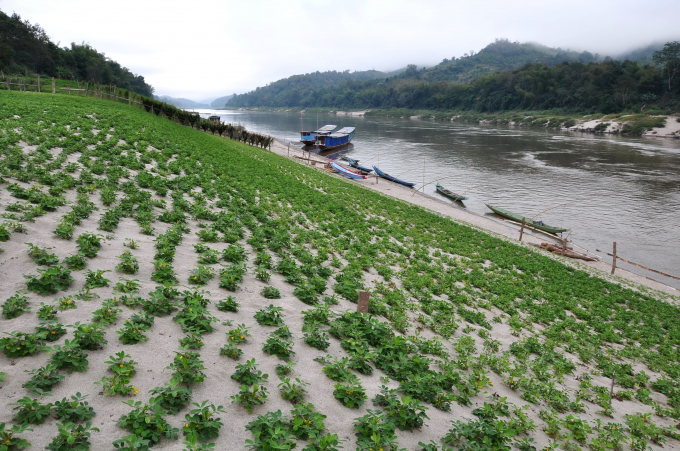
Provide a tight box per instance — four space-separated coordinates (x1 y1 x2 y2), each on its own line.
435 183 468 201
300 125 336 145
373 166 416 187
329 160 367 180
486 204 570 234
342 157 373 174
317 127 355 150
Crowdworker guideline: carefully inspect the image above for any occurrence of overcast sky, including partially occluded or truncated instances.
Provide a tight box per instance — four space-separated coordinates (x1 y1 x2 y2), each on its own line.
4 0 679 100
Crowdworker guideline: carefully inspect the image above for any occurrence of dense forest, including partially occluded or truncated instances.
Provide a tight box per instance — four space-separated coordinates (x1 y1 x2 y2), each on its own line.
0 10 154 97
228 40 680 114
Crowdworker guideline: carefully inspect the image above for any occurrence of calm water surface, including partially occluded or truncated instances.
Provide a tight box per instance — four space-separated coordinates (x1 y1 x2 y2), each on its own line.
195 109 680 290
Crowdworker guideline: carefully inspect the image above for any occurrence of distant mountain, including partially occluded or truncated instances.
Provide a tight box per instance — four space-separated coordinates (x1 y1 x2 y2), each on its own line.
227 39 599 108
416 39 598 84
227 70 388 108
154 95 209 109
613 42 666 64
211 95 233 108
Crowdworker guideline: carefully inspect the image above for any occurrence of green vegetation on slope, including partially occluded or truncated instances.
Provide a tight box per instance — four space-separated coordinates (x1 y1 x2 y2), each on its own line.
1 91 680 450
0 9 154 96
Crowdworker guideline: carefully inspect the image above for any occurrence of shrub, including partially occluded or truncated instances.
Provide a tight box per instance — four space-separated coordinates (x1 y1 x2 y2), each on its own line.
181 401 226 442
254 304 285 326
53 393 96 422
1 331 42 358
149 380 193 415
216 296 239 312
261 286 281 299
118 399 179 446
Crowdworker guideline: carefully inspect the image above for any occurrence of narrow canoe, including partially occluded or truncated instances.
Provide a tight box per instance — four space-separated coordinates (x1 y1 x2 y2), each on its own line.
343 157 373 174
435 183 468 201
329 160 367 180
486 204 570 234
373 166 416 187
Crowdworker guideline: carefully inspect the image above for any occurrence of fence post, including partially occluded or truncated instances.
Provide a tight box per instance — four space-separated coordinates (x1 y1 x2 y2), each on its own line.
38 75 40 92
519 217 526 241
52 77 55 94
611 242 617 275
357 291 370 313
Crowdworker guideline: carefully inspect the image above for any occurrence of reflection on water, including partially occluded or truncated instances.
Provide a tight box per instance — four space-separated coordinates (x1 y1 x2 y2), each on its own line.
195 109 680 289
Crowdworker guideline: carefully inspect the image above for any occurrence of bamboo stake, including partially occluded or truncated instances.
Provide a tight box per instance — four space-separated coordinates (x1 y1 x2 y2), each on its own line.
38 75 40 92
611 242 617 275
519 218 526 241
52 77 55 93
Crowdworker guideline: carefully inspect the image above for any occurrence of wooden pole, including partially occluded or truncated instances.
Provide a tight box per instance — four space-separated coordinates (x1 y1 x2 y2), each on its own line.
610 371 616 398
611 242 617 275
519 217 526 241
357 291 370 313
287 143 290 157
52 77 55 94
38 75 40 92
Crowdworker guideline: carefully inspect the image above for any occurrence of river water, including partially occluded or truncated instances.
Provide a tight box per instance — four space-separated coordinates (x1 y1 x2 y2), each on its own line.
194 109 680 290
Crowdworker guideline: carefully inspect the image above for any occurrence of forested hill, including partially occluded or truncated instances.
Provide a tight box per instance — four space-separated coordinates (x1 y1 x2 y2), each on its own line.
228 69 388 108
227 39 599 108
0 10 154 97
417 39 598 84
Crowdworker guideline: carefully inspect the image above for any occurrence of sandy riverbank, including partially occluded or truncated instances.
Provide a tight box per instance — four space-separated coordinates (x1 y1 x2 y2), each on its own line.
270 139 678 298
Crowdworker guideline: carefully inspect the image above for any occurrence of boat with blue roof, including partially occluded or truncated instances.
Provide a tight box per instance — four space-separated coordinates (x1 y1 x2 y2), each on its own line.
316 127 355 150
300 125 336 145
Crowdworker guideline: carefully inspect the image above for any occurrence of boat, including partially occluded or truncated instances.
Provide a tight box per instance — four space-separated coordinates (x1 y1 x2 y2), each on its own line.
316 127 355 150
485 204 570 234
372 166 416 187
329 160 367 180
300 125 336 145
343 157 373 174
435 183 468 202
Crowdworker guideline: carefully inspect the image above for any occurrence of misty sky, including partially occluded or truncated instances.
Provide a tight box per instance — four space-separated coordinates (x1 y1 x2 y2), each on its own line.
4 0 678 100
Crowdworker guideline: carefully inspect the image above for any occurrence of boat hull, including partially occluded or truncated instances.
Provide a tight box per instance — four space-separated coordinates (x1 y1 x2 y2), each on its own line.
486 204 570 234
330 160 367 180
435 184 468 201
373 166 416 187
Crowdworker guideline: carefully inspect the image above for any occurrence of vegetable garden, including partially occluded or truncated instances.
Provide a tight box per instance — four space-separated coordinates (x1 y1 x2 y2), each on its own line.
0 90 679 451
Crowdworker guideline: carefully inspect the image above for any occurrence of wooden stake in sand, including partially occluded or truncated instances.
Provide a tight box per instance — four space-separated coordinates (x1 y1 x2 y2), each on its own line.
357 291 370 313
611 242 617 275
52 77 55 94
519 217 526 242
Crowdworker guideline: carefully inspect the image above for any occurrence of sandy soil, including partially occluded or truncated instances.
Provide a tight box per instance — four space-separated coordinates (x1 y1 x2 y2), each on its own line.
0 129 677 451
568 115 680 138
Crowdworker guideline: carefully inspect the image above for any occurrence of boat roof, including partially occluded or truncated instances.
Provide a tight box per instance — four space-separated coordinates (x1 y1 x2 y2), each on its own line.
336 127 355 134
315 125 337 133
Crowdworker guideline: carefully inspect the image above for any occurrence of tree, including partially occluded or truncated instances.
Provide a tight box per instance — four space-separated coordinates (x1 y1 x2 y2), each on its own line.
652 41 680 92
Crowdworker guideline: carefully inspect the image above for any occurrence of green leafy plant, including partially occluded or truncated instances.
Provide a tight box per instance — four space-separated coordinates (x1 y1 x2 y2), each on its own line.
118 399 178 447
188 266 215 285
37 302 58 320
71 322 107 350
149 380 193 414
167 349 206 385
181 401 226 442
63 253 87 270
0 422 32 450
1 331 42 358
353 410 400 451
46 339 89 373
117 321 149 345
231 384 269 413
215 296 239 312
116 251 139 274
36 321 67 342
46 421 99 451
232 359 268 386
254 304 285 326
24 363 64 392
53 393 96 422
2 290 30 319
57 296 76 310
263 336 295 360
151 260 178 285
261 286 281 299
372 387 429 431
333 379 367 408
26 242 59 266
25 265 74 294
11 392 53 425
278 377 309 404
76 233 103 258
84 269 111 288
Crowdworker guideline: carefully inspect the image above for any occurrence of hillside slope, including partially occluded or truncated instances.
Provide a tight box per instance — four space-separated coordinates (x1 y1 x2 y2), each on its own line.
0 92 679 451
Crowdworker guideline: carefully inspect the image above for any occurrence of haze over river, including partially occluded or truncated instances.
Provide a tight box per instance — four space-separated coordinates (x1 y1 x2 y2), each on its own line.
196 109 680 290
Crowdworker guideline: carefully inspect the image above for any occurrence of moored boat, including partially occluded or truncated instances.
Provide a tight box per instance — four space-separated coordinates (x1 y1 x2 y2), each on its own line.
343 157 373 174
317 127 355 150
486 204 570 234
435 183 468 202
300 125 336 145
373 166 416 187
329 160 367 180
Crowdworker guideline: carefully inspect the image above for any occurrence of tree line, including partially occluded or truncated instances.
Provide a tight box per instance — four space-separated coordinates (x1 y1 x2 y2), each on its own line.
229 41 680 114
0 10 154 97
